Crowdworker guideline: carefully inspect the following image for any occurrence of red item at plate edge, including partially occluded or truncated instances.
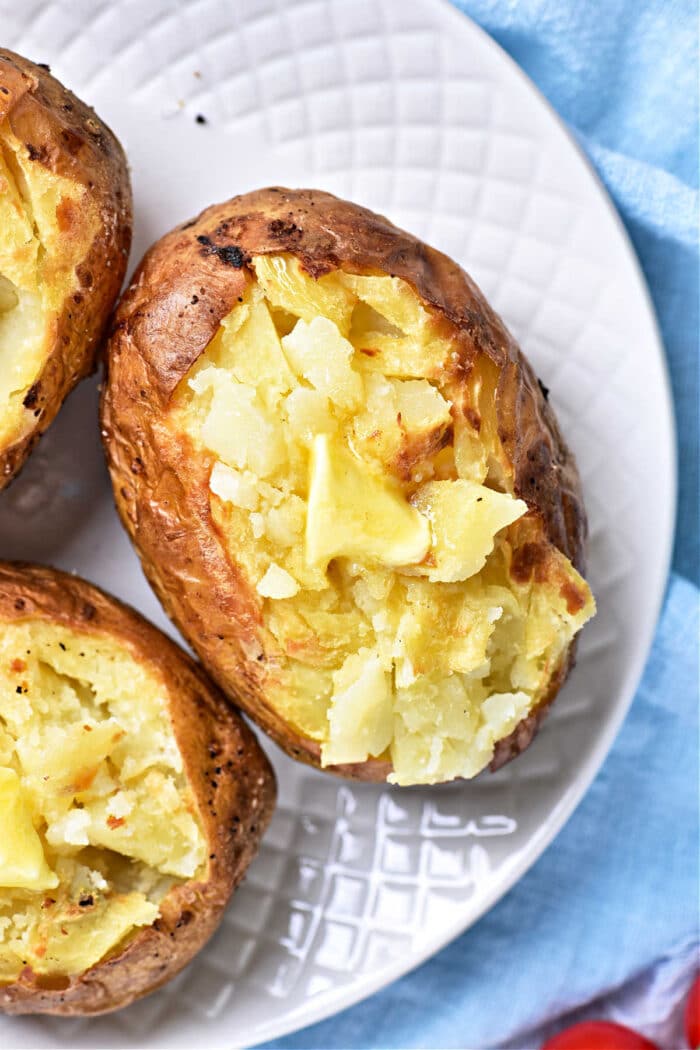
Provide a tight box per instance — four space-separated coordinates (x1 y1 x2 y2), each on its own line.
686 975 700 1049
541 1020 660 1050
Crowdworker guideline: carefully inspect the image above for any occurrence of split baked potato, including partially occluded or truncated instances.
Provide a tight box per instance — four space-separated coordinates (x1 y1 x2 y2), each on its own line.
101 187 595 787
0 49 131 489
0 562 275 1016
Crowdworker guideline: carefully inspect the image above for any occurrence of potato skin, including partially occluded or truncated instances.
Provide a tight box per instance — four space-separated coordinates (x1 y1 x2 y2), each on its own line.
0 50 132 489
0 562 276 1016
101 187 588 781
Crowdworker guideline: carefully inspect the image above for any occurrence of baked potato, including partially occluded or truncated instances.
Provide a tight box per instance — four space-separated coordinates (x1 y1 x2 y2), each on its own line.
0 49 131 489
0 562 275 1016
101 187 595 787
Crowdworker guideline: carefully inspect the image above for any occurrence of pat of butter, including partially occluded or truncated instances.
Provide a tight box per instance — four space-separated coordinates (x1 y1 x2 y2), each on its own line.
0 767 58 891
305 435 431 570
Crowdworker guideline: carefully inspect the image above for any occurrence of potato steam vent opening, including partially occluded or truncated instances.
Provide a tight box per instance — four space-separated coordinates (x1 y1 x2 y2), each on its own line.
171 253 595 786
0 622 207 983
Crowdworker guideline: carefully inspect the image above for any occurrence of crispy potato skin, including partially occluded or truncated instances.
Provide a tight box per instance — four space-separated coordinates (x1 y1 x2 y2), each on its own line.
0 50 132 489
101 187 588 781
0 562 276 1016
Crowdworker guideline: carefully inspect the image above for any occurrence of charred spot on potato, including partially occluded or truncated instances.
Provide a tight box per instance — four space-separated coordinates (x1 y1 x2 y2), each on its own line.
22 384 41 409
25 142 49 163
196 235 248 269
268 218 301 241
537 377 550 401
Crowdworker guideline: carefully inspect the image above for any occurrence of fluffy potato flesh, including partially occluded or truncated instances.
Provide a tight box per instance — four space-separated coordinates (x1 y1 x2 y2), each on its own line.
0 622 206 983
172 255 595 785
0 121 97 450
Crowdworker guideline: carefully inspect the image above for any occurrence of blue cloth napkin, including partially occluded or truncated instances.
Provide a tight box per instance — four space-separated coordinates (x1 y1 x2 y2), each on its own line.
261 2 699 1046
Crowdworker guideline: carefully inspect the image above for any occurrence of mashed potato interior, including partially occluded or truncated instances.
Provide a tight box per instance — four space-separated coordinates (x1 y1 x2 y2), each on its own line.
0 622 206 982
0 122 97 449
172 254 595 785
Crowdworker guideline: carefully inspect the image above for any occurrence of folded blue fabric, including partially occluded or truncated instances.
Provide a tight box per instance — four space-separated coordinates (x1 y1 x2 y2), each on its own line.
261 2 698 1046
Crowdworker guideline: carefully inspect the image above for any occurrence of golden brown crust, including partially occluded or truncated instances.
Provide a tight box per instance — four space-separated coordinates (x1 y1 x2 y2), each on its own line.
0 562 276 1016
0 50 132 489
101 187 588 781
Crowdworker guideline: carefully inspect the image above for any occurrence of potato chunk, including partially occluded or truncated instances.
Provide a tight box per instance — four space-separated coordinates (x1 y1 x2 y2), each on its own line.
323 649 393 766
351 373 452 478
282 317 363 410
190 367 285 477
411 480 527 582
254 255 355 335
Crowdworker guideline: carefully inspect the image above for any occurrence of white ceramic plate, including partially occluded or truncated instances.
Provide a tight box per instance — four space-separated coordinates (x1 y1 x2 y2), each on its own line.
0 1 675 1047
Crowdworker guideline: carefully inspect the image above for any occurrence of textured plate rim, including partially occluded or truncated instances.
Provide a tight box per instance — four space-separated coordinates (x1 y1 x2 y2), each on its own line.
239 2 677 1044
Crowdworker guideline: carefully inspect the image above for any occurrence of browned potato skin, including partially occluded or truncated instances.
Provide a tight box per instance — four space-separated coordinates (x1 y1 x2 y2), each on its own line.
101 187 588 782
0 50 132 489
0 562 276 1016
